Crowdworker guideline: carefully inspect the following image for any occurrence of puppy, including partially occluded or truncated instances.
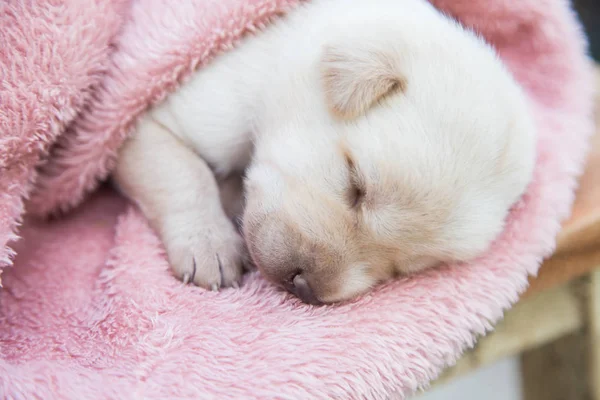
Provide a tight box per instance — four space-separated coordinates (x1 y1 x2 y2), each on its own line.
114 0 536 304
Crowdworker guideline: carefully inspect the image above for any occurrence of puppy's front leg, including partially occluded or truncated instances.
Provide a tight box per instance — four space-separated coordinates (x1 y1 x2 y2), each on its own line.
113 115 245 289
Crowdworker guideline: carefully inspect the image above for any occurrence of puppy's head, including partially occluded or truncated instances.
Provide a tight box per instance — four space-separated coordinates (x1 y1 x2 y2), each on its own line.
243 9 536 304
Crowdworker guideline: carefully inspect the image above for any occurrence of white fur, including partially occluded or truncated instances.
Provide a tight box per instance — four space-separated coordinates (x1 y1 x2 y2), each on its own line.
114 0 536 302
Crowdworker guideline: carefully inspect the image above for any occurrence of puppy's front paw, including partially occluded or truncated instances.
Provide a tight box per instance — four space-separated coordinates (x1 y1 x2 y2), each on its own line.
162 214 246 289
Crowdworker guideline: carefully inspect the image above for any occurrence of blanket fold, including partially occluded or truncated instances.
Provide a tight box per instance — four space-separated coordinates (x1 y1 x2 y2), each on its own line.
0 0 595 398
0 0 129 268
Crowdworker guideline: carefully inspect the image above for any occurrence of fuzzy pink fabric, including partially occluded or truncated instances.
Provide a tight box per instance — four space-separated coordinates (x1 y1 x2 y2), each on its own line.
0 0 595 399
0 0 129 267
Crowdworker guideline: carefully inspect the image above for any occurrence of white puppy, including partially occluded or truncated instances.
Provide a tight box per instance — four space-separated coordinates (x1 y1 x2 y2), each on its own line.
114 0 536 304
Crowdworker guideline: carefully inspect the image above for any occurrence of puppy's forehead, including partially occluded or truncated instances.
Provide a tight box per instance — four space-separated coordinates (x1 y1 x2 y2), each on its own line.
259 130 341 171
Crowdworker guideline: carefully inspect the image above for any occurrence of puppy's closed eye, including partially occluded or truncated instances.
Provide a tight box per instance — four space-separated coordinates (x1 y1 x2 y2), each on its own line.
344 151 365 209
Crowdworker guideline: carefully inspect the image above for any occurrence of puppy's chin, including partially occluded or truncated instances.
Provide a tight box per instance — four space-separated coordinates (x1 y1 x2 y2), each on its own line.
318 262 380 303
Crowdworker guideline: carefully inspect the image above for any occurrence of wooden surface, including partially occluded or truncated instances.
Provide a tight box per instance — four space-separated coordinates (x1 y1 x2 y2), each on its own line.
426 282 585 389
589 270 600 399
523 66 600 298
521 329 590 400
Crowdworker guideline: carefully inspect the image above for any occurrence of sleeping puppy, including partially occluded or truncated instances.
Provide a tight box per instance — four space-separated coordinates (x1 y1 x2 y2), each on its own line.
113 0 536 304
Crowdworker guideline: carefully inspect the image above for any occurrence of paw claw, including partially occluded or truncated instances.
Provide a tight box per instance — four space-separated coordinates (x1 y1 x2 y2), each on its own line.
216 253 224 287
180 258 197 285
164 216 245 290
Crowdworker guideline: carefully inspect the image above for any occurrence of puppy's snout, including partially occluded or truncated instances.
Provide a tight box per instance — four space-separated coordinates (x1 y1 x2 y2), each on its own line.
285 273 322 305
243 213 333 305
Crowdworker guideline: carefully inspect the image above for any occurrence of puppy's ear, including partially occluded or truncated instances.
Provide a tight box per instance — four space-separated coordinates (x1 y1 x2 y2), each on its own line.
321 43 405 120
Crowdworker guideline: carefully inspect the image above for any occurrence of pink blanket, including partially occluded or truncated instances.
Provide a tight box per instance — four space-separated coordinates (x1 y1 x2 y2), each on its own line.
0 0 595 398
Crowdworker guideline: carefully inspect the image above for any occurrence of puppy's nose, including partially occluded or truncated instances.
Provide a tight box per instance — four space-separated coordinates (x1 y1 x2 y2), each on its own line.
291 274 322 305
